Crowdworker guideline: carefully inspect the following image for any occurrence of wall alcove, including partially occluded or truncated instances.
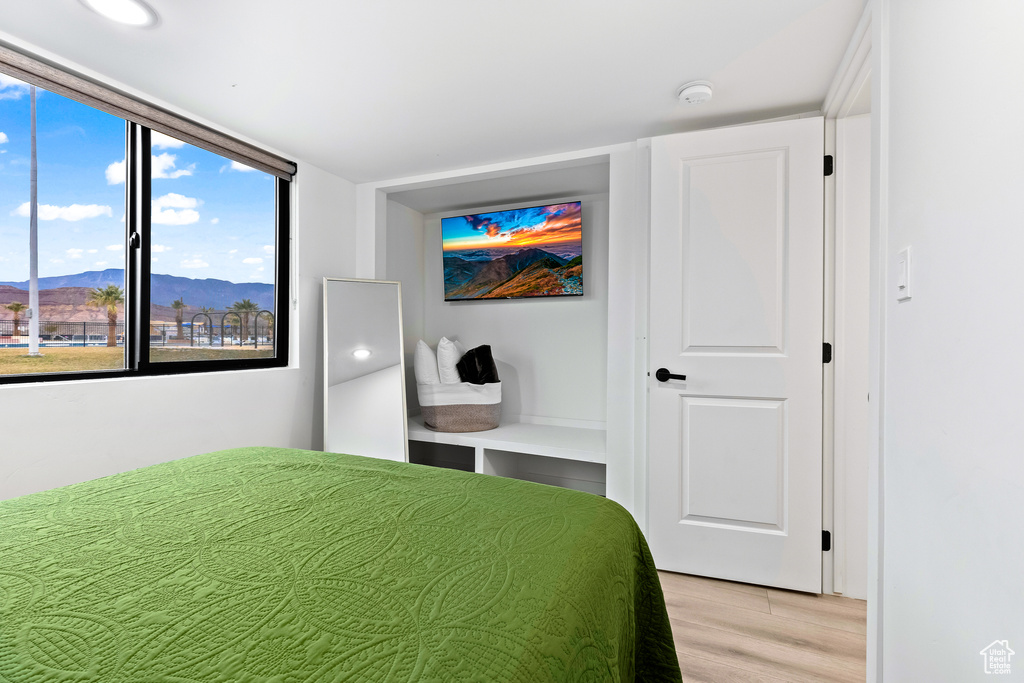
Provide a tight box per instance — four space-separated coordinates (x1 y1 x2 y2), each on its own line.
355 145 645 511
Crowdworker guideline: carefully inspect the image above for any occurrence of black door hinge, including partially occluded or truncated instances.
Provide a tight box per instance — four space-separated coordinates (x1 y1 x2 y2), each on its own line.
822 530 832 552
823 342 833 363
824 155 834 176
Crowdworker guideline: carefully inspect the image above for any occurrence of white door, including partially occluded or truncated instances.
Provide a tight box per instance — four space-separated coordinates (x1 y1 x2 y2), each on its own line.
648 117 824 593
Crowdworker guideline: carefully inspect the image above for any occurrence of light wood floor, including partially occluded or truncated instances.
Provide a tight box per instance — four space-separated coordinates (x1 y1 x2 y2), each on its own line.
659 571 867 683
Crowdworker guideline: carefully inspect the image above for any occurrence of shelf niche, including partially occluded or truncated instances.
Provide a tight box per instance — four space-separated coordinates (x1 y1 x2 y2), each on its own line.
359 148 639 503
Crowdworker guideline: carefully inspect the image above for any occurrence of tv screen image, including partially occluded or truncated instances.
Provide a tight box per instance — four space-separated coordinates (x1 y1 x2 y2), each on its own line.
441 201 583 300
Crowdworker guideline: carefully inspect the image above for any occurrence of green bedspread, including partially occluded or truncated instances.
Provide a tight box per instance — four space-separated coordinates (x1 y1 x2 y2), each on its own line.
0 447 681 682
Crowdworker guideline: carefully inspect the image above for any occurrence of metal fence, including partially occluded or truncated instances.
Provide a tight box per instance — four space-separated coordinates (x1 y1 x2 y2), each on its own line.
0 319 124 347
1 312 274 349
158 312 275 348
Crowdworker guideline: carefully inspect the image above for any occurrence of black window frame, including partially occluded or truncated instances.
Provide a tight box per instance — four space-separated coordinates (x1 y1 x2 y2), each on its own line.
0 81 291 386
131 127 290 378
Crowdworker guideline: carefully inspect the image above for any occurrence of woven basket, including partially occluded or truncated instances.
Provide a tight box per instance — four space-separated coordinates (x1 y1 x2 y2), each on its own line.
417 381 501 432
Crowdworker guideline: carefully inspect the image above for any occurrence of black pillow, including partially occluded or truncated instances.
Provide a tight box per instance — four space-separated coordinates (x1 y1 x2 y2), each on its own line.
456 345 500 384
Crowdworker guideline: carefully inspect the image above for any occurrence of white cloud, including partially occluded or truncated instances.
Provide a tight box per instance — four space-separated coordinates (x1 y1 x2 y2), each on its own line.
151 244 170 253
152 193 201 225
154 193 198 209
87 249 98 254
49 258 64 264
66 248 84 259
0 132 8 144
95 261 107 267
106 158 126 185
0 74 30 100
105 153 194 185
153 208 200 225
263 245 274 255
210 218 219 225
152 131 185 149
0 74 29 89
106 244 122 251
228 249 238 255
152 153 194 179
13 203 112 221
222 160 256 173
180 258 209 269
242 257 263 265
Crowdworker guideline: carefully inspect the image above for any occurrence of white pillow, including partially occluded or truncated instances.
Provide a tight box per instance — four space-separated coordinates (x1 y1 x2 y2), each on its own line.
437 337 467 384
414 339 440 385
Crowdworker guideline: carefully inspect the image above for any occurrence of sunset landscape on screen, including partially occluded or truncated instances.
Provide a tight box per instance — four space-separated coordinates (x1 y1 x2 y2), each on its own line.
441 202 583 300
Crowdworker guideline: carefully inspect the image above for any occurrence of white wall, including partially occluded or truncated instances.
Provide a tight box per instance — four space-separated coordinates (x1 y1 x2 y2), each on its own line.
0 161 357 501
875 1 1024 679
604 146 644 515
384 200 427 411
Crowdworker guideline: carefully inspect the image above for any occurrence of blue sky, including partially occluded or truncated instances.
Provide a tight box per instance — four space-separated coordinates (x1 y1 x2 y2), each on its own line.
441 202 582 252
0 73 276 285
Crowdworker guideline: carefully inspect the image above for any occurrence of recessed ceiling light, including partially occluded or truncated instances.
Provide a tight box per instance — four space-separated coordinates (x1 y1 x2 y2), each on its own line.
80 0 159 28
352 348 372 360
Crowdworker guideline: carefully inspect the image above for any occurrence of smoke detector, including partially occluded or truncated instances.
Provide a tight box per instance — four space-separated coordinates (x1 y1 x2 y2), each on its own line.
677 81 713 105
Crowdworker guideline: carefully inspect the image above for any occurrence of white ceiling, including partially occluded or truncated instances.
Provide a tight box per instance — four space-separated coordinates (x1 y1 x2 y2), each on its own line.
0 0 865 183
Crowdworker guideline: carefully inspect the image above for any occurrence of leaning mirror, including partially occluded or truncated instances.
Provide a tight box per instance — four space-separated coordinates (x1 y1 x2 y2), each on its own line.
323 278 408 461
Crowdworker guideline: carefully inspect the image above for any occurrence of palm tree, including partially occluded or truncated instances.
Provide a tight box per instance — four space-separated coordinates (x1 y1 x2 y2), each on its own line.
171 297 185 341
231 299 260 342
87 285 124 347
4 302 28 335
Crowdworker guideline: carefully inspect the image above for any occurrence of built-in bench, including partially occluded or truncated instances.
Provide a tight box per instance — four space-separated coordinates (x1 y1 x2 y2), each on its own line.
407 416 607 494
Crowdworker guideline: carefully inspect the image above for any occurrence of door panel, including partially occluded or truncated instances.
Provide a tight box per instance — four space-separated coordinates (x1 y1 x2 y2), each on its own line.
682 397 785 530
648 117 823 593
684 150 787 352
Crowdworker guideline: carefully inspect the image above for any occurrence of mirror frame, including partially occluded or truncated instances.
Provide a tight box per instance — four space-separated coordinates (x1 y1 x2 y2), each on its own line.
322 277 409 462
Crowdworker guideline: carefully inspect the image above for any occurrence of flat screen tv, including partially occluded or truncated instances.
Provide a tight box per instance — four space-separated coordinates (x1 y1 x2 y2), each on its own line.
441 201 583 301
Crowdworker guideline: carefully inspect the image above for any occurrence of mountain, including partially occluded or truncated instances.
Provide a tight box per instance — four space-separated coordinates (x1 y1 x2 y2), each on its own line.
502 247 567 271
0 269 274 310
444 248 573 299
486 256 582 298
0 269 126 291
460 258 514 295
0 284 269 325
442 256 483 290
0 286 123 323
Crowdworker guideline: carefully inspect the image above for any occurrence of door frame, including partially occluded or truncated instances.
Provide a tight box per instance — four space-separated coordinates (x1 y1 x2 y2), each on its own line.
821 4 872 598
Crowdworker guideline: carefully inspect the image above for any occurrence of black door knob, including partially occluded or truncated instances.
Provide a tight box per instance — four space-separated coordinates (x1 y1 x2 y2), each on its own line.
655 368 686 382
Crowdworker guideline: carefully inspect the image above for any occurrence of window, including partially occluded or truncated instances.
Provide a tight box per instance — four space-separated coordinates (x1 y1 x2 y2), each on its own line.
142 135 283 368
0 49 292 383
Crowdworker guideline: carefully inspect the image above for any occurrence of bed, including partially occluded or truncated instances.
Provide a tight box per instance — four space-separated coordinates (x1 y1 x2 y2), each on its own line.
0 447 681 682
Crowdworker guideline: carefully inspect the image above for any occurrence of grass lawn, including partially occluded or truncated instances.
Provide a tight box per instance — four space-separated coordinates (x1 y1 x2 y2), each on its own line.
149 347 274 362
1 346 274 376
0 346 123 375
